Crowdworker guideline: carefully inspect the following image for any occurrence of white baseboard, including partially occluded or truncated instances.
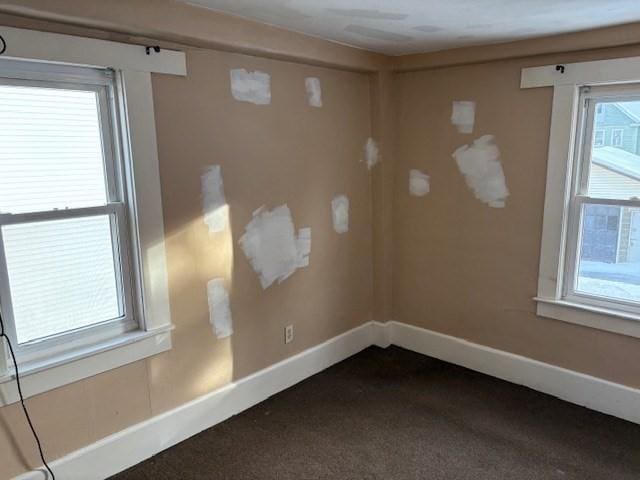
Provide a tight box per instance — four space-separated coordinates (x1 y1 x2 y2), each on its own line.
383 321 640 425
14 320 640 479
15 321 376 480
370 321 391 348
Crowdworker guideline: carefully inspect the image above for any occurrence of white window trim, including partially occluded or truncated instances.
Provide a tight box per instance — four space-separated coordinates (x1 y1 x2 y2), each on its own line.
593 128 605 147
0 26 185 405
522 56 640 339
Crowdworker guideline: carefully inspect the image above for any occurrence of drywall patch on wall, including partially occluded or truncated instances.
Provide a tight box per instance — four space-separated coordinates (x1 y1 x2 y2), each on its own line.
409 170 430 197
452 135 509 208
363 137 380 170
202 165 227 233
207 278 233 339
296 227 312 268
305 77 322 107
239 204 311 289
230 68 271 105
451 101 476 134
331 195 349 234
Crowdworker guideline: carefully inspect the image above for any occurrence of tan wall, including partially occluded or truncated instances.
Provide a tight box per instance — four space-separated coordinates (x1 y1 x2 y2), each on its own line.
0 46 374 479
3 3 640 478
393 45 640 390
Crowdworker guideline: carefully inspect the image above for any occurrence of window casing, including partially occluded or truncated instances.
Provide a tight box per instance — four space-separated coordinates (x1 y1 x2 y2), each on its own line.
0 59 140 365
0 26 181 406
521 56 640 338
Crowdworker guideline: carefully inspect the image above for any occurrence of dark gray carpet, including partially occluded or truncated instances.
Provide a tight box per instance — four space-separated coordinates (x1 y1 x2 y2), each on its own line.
111 346 640 479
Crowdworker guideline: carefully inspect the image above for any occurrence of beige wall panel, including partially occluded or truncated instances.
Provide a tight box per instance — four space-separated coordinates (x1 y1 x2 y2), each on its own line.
394 46 640 388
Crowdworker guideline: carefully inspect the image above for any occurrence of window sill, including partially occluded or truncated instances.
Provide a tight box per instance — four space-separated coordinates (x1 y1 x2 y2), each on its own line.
535 297 640 339
0 326 173 406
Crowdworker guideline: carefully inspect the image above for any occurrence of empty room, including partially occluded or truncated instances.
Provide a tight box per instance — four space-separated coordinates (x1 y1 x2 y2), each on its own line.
1 1 640 479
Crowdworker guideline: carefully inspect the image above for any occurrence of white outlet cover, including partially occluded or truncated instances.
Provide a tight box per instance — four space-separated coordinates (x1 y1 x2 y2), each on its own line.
285 325 294 343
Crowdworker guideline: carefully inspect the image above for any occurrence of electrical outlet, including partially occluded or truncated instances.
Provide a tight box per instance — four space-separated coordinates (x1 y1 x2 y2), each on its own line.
284 325 294 344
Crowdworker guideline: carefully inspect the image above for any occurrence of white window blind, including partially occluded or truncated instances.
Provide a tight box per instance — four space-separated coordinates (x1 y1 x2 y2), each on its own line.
3 216 121 343
0 86 108 214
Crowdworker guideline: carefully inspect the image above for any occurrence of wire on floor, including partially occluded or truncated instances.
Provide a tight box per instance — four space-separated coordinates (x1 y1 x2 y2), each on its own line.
0 310 56 480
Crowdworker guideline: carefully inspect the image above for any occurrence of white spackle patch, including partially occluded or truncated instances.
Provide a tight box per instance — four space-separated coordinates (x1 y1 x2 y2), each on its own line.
451 101 476 134
409 170 430 197
452 135 509 208
239 204 311 289
202 165 227 234
305 77 322 107
295 227 311 268
363 137 380 170
331 195 349 234
230 68 271 105
207 278 233 339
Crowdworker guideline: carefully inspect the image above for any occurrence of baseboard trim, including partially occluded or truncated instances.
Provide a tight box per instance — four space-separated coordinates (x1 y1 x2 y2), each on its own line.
14 320 640 479
384 321 640 425
15 321 376 480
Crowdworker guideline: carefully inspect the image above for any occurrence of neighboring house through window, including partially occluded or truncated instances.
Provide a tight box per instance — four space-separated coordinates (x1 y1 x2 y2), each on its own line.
594 129 605 147
612 128 624 147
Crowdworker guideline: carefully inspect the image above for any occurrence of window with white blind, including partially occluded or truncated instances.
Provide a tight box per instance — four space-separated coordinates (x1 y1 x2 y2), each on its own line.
0 27 181 405
0 60 137 363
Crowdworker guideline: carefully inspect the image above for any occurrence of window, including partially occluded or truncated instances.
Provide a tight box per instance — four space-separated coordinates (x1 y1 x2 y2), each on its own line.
0 27 182 406
563 88 640 314
521 56 640 338
0 60 138 364
611 128 624 147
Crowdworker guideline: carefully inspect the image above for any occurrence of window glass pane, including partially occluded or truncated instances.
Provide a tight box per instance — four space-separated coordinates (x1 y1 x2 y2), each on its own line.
0 85 108 214
2 215 122 344
588 100 640 200
575 204 640 303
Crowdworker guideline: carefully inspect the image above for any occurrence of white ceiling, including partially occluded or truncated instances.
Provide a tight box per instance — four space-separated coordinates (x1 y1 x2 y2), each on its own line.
184 0 640 55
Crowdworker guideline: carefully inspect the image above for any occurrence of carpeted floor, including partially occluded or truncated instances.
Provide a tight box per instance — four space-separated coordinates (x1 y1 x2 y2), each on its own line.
111 346 640 479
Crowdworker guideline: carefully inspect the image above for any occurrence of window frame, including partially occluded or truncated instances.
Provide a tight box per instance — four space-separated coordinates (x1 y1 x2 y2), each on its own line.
522 56 640 339
562 87 640 315
0 62 140 364
0 26 185 405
